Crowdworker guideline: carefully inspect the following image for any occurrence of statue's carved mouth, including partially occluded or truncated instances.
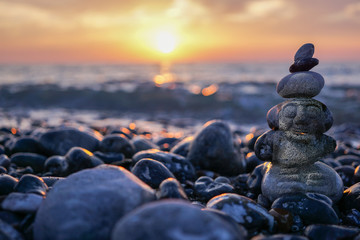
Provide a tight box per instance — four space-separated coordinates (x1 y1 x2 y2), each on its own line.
292 129 308 135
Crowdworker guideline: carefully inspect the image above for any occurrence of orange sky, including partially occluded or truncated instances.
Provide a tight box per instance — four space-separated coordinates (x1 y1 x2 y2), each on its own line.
1 0 360 63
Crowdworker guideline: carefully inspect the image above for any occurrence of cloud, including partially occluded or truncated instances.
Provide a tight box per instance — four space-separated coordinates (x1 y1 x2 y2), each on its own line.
0 2 66 29
225 0 296 22
1 0 172 15
195 0 247 15
326 2 360 22
166 0 208 19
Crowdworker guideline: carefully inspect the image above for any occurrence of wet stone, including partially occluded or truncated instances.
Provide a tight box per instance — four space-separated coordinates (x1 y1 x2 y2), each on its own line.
11 153 47 173
156 137 180 151
0 218 24 240
294 43 315 61
93 151 124 164
244 128 266 151
0 154 10 169
354 165 360 183
269 208 293 233
194 176 235 202
0 174 18 195
343 209 360 227
187 120 245 176
245 152 263 173
340 182 360 212
131 136 159 153
304 224 360 240
5 137 44 156
206 193 275 233
132 149 196 183
64 147 103 176
271 193 339 225
320 158 341 169
344 150 360 162
0 166 7 174
247 162 270 196
276 72 324 98
131 158 175 189
257 194 271 209
14 174 48 196
110 129 133 139
39 127 101 156
251 234 309 240
197 169 220 179
41 176 64 188
334 165 355 187
99 134 135 158
157 178 188 200
44 155 67 176
170 136 193 157
335 154 360 166
0 211 23 227
34 165 156 240
289 58 319 73
9 166 34 178
1 192 43 213
17 213 34 240
0 134 13 146
109 158 133 170
206 208 249 235
332 143 348 158
112 200 245 240
232 173 250 195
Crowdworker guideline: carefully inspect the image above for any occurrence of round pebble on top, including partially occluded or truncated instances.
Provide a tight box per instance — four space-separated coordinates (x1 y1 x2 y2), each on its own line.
276 71 324 98
294 43 314 61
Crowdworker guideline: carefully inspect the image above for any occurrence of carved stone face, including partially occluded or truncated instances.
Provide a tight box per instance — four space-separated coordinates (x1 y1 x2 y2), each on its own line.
278 99 326 134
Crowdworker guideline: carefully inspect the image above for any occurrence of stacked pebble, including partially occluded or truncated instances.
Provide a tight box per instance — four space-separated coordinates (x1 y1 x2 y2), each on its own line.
254 43 344 203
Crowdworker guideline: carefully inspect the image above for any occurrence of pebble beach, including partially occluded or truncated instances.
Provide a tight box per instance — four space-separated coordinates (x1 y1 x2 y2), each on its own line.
1 62 360 239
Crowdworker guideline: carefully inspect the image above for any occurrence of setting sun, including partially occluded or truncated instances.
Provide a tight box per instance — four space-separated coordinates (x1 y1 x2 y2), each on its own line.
155 31 177 54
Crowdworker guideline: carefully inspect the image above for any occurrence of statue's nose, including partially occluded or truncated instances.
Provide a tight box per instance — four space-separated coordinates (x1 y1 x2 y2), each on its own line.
294 107 307 125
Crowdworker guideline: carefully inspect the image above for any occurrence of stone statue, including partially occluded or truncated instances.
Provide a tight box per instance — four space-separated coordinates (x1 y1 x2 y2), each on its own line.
254 43 343 202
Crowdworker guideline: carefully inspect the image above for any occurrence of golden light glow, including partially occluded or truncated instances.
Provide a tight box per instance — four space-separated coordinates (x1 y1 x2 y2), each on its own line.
153 73 174 86
121 127 131 135
129 123 136 130
11 128 17 135
202 84 219 96
1 1 360 63
189 85 202 95
154 31 177 54
245 133 254 142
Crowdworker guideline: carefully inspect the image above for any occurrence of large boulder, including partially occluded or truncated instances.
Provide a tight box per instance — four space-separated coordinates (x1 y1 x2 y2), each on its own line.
111 200 247 240
34 165 155 240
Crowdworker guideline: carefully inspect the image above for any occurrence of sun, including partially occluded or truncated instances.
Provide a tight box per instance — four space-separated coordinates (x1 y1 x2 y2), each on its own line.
155 31 177 54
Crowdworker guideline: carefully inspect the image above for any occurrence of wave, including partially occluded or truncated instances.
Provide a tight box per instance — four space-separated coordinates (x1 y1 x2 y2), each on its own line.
0 81 359 125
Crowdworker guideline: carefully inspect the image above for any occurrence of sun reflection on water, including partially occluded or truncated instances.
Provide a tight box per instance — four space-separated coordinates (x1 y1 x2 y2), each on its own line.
201 84 218 96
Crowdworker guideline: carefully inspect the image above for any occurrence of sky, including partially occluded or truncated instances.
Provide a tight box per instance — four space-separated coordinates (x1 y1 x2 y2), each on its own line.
1 0 360 63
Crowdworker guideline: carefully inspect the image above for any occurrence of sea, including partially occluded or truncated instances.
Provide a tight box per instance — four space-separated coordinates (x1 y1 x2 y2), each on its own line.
0 62 359 132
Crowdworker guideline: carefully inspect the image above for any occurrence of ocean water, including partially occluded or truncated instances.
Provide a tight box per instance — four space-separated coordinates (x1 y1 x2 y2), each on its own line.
0 62 359 127
1 62 360 87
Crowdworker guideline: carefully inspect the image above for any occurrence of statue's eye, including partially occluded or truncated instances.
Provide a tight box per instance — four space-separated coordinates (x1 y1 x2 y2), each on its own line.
283 105 296 118
306 105 321 118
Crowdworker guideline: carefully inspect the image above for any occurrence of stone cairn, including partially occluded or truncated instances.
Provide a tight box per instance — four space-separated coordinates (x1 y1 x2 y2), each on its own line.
254 43 343 202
